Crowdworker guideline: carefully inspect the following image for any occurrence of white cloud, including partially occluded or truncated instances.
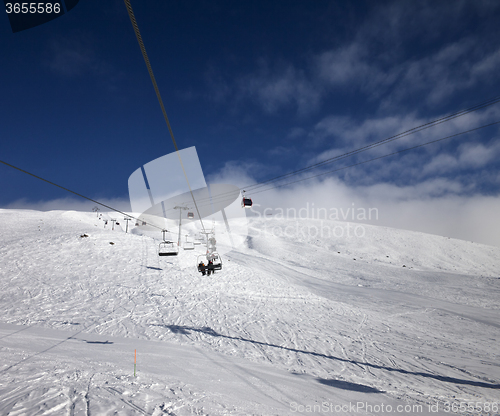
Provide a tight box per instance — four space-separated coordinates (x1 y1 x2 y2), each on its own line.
416 140 500 177
246 176 500 247
202 2 500 115
307 107 500 180
315 44 373 86
421 154 459 176
314 2 500 108
314 36 500 109
237 63 321 115
309 114 424 149
44 36 112 78
471 49 500 77
9 166 499 248
205 161 258 189
458 141 500 168
287 127 307 139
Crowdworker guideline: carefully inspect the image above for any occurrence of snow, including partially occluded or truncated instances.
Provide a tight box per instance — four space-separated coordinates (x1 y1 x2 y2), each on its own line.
0 209 499 415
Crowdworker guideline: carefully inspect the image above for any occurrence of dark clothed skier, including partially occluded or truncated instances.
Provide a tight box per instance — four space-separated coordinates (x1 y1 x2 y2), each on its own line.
207 260 215 276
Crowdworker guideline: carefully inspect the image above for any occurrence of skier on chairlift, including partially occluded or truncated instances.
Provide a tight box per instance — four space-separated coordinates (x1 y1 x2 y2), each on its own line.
207 260 214 276
198 261 206 276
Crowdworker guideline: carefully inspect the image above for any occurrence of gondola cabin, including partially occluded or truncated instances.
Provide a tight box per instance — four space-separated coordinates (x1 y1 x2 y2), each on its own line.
187 212 194 219
241 197 253 208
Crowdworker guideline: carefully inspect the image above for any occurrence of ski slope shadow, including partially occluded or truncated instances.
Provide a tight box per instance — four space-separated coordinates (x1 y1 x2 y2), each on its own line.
70 337 114 345
316 378 381 393
159 324 500 390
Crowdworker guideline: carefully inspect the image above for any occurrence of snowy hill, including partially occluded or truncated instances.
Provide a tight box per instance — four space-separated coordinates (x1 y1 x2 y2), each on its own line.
0 209 499 415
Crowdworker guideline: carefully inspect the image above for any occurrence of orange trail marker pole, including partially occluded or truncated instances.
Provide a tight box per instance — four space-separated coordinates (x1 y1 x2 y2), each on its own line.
134 349 136 377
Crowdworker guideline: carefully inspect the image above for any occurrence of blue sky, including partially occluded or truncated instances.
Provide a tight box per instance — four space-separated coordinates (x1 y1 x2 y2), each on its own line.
1 0 500 245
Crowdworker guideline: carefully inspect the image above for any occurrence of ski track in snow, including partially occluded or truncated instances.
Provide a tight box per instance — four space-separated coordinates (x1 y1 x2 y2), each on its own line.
0 209 499 415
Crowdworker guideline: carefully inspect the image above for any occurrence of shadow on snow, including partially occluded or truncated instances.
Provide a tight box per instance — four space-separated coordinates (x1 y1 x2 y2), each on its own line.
158 324 500 390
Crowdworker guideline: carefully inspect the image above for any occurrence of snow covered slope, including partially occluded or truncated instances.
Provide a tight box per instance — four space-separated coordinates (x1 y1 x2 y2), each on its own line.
0 209 499 415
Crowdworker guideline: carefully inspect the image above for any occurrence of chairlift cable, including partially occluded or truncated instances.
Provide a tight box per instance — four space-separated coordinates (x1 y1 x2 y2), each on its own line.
165 116 500 205
123 0 206 234
243 95 500 193
249 119 500 195
0 158 163 231
162 95 500 208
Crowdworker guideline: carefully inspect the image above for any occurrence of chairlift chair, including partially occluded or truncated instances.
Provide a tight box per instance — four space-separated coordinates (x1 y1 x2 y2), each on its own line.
158 240 179 256
197 253 222 274
194 232 203 245
207 252 222 271
183 235 195 250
